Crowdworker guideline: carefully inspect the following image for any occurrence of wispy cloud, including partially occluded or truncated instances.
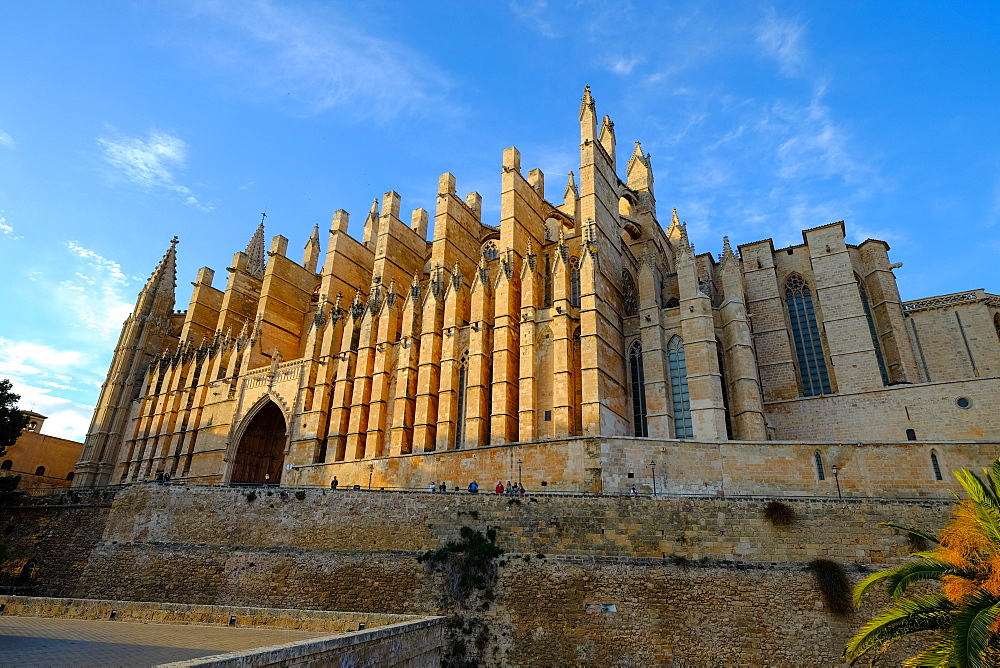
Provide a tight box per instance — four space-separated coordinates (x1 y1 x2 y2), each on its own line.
59 241 137 338
509 0 559 39
756 10 806 77
0 213 17 238
97 129 213 211
0 339 96 440
0 130 13 148
182 0 452 120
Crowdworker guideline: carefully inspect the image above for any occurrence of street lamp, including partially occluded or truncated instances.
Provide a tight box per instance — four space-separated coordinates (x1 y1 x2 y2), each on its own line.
517 459 523 486
368 464 374 490
650 460 656 496
832 465 842 500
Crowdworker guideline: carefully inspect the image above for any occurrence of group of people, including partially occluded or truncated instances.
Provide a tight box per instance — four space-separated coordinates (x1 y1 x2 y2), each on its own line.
492 480 525 495
427 481 448 493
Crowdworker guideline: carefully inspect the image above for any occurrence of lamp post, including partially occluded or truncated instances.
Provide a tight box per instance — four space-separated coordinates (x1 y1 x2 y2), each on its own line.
832 465 842 500
368 464 374 490
517 459 523 486
650 460 657 496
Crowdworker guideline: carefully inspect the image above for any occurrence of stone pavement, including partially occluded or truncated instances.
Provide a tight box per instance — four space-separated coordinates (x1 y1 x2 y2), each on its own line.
0 616 331 667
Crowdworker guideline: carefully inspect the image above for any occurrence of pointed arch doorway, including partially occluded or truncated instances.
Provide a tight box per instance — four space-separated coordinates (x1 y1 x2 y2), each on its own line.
231 401 287 485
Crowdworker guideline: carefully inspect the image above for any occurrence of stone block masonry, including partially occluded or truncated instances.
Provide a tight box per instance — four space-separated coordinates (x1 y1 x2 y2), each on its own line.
0 485 962 664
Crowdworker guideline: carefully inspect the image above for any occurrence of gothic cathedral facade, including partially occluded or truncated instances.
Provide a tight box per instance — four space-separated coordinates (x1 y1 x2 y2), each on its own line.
74 88 1000 491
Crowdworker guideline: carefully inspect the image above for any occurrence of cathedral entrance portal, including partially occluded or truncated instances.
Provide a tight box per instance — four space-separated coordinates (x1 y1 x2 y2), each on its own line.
231 401 287 485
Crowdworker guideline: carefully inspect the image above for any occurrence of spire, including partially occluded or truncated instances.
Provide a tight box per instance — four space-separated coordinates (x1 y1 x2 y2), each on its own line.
136 236 179 317
599 115 616 162
245 214 266 279
720 236 736 263
580 85 597 142
303 223 321 273
627 142 654 196
362 199 380 248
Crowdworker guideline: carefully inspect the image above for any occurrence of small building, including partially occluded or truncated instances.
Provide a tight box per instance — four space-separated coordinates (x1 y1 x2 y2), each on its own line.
2 412 83 489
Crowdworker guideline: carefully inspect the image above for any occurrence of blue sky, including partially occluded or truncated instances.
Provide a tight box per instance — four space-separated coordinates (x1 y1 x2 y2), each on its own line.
1 1 998 440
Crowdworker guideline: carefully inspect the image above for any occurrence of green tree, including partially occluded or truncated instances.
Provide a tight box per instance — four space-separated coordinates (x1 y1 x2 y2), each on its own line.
847 459 1000 666
0 379 29 460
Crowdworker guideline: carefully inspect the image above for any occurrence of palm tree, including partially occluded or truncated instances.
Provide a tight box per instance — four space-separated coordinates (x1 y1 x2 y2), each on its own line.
846 459 1000 666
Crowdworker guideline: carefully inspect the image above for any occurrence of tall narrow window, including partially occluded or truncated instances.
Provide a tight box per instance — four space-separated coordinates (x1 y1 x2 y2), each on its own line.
716 343 733 440
668 336 693 439
785 274 832 396
994 313 1000 343
455 352 468 449
570 257 581 308
628 341 648 437
622 270 639 317
931 451 943 481
858 279 889 385
814 451 825 480
543 254 553 307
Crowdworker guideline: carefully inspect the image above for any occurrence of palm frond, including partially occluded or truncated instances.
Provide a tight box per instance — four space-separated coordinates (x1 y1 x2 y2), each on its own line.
901 638 954 667
953 469 1000 548
885 559 975 599
881 522 941 545
952 590 1000 668
845 593 955 663
854 569 900 607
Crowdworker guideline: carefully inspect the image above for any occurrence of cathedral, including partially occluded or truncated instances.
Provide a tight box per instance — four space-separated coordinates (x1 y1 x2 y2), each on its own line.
73 88 1000 493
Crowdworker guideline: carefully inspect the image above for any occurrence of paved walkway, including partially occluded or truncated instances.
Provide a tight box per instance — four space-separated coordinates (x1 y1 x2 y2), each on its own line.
0 616 331 667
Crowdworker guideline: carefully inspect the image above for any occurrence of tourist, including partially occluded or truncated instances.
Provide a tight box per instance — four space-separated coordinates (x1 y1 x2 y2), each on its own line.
505 480 512 494
429 481 437 493
440 482 447 493
630 484 637 496
496 481 504 494
330 476 338 490
468 480 478 493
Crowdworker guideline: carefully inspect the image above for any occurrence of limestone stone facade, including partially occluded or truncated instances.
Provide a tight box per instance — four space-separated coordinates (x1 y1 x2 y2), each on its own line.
73 88 1000 489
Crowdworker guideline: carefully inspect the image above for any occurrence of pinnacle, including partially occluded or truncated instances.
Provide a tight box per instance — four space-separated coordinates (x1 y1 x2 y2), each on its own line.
631 142 644 160
244 219 266 279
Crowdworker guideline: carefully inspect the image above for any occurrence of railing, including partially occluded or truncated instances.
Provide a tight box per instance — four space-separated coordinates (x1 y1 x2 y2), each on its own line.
7 480 955 504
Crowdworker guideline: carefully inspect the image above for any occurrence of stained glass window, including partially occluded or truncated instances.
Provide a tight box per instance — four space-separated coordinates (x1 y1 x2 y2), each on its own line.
785 274 832 396
628 340 648 437
455 351 468 449
622 270 639 317
668 336 693 439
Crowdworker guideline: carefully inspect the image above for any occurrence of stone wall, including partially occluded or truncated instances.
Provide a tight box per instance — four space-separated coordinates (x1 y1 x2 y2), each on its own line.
0 484 963 665
764 376 1000 443
288 434 1000 500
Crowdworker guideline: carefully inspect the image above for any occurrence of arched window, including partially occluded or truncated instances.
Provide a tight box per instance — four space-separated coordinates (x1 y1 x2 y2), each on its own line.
785 274 831 396
994 313 1000 343
66 471 75 481
665 297 680 309
1 460 12 470
931 451 943 481
482 240 499 261
814 451 825 480
27 421 37 431
628 341 648 437
668 336 693 439
455 351 469 449
543 254 553 307
858 278 889 385
570 257 581 308
34 466 46 476
622 270 638 317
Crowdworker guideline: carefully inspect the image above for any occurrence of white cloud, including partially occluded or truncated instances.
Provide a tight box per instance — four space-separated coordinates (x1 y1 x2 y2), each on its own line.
186 0 452 120
756 11 806 77
0 340 97 441
0 130 13 148
97 129 213 211
509 0 559 39
58 242 137 338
